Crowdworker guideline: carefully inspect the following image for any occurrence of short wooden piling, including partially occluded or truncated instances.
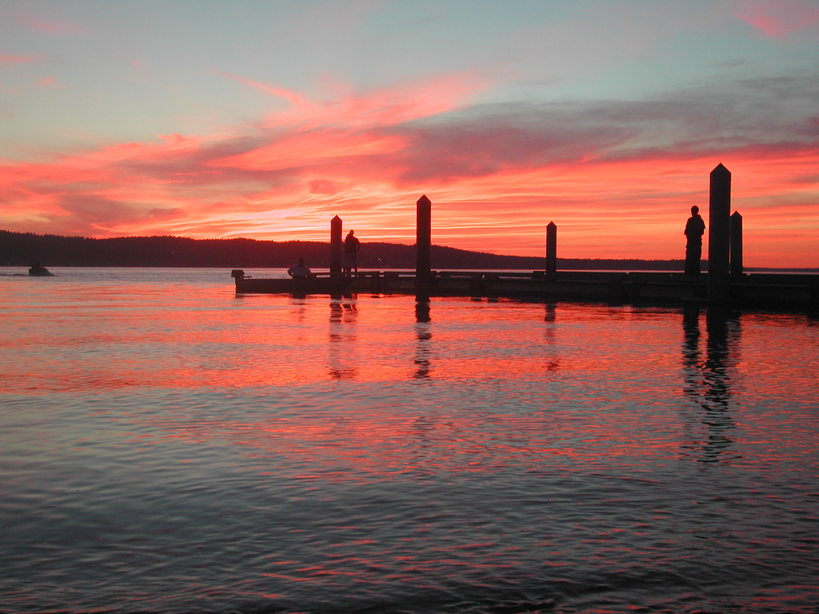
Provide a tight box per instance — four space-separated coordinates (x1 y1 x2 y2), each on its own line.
730 211 743 278
416 194 432 287
546 221 557 275
708 164 731 302
330 215 342 276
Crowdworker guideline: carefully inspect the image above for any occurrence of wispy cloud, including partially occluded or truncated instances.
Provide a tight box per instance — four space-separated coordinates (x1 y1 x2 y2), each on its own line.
733 0 819 38
219 70 489 128
1 72 817 266
215 71 313 109
0 53 42 64
14 11 86 36
37 76 62 88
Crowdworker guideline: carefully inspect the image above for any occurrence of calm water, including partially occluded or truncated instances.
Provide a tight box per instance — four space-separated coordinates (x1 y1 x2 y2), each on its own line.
1 268 817 614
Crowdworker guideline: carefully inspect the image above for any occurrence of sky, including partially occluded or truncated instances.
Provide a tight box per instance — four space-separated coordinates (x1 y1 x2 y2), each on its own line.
1 0 818 267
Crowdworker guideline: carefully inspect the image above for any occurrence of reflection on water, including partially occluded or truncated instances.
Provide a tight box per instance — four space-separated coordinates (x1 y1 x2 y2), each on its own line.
1 268 818 614
415 294 431 323
543 303 559 372
414 295 432 379
328 294 358 379
681 306 740 463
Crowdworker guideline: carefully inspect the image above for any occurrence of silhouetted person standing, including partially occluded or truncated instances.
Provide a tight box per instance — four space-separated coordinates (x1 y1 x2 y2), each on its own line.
684 205 706 275
343 230 360 276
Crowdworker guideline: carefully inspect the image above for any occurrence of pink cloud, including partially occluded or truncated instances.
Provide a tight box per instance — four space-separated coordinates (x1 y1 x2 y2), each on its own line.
37 76 61 88
1 73 818 267
0 53 42 64
308 179 345 195
734 0 819 38
15 12 86 35
216 71 313 109
218 70 488 131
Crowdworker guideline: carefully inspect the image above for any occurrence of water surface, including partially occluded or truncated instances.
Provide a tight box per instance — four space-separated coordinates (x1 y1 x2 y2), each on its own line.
1 268 817 613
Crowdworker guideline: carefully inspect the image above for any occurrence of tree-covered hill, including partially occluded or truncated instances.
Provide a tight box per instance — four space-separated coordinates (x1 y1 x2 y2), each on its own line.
1 229 689 270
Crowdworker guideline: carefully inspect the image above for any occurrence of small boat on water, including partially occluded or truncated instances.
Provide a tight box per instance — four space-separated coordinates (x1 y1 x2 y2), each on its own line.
231 269 352 295
29 263 54 276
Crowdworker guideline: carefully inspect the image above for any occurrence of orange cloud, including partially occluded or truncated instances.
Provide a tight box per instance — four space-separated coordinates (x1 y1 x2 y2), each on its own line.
1 73 817 268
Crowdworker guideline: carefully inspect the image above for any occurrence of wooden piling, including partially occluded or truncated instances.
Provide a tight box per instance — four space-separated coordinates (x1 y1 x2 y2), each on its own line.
416 194 432 286
546 221 557 275
708 164 731 302
730 211 743 278
330 215 342 276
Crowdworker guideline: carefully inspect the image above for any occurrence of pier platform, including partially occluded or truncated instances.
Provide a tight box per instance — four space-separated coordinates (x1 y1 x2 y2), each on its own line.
233 270 818 310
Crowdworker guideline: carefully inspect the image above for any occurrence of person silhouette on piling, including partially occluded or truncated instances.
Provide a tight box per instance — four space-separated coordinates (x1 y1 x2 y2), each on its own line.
287 258 313 279
343 230 361 276
684 205 706 276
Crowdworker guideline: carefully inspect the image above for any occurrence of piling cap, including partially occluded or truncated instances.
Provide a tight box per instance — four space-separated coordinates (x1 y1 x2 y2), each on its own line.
417 194 431 206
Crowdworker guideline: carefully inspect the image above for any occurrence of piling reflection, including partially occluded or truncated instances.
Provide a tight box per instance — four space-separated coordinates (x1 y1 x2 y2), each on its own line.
414 295 431 379
415 294 430 324
328 294 358 380
681 305 740 463
542 303 559 372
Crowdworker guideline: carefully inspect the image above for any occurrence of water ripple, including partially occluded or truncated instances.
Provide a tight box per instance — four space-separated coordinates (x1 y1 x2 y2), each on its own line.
1 273 818 613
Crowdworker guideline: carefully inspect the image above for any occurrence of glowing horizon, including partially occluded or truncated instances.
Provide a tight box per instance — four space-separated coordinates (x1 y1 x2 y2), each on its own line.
1 0 817 267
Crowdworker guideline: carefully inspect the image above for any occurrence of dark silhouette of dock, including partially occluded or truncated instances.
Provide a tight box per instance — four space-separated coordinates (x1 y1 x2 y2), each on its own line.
233 268 817 309
233 166 818 310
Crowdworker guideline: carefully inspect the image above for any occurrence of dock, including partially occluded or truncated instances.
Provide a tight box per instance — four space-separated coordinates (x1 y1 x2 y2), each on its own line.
233 165 817 311
233 269 818 310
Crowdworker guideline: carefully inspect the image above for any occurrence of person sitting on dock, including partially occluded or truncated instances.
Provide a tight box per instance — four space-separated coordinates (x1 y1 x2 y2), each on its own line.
287 258 313 279
343 229 361 276
684 205 705 276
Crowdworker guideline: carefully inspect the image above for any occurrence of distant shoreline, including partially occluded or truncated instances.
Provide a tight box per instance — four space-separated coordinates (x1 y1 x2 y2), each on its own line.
1 230 816 272
3 265 817 274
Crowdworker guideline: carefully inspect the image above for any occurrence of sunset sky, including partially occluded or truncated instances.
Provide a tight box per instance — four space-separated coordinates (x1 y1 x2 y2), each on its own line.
1 0 818 267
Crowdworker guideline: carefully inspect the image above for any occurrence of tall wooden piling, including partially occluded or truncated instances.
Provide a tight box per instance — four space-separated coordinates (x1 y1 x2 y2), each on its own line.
546 221 557 275
416 194 432 286
330 215 343 276
730 211 743 278
708 164 731 301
